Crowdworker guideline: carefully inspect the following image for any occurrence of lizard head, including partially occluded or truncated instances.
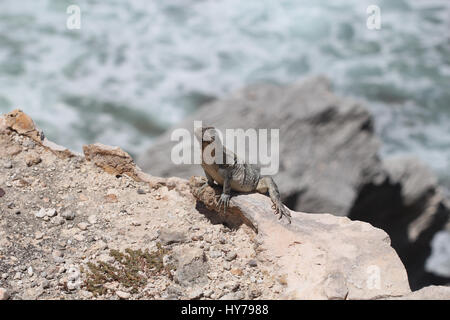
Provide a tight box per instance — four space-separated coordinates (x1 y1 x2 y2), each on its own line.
194 126 217 145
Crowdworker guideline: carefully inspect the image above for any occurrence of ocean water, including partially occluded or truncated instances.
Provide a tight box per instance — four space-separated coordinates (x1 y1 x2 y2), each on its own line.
0 0 449 177
0 0 449 281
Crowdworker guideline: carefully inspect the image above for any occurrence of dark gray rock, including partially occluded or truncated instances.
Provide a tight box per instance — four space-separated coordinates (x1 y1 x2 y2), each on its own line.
349 156 450 289
137 76 383 216
385 157 437 207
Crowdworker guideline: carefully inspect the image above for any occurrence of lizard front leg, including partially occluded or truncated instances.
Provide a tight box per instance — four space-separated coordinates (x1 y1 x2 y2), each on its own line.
198 170 216 195
216 167 232 214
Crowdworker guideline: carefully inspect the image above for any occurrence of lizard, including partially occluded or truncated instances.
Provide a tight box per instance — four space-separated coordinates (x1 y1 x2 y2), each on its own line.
194 126 291 223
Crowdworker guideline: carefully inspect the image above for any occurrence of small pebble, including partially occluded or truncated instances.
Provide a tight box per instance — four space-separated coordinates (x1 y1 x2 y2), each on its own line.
61 211 75 220
0 288 10 300
248 259 258 267
225 252 237 261
52 250 64 263
73 234 85 242
41 279 50 289
116 291 131 299
46 208 57 217
52 216 65 226
249 289 262 299
87 215 97 224
77 222 89 231
203 289 213 298
209 250 222 259
25 153 41 167
35 208 56 218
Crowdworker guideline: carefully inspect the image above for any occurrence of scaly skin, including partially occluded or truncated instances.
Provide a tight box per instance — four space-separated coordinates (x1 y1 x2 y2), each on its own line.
194 126 291 223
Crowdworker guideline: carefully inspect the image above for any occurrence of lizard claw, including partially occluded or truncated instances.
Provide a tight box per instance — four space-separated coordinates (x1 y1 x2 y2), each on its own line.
272 201 292 224
216 193 230 214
